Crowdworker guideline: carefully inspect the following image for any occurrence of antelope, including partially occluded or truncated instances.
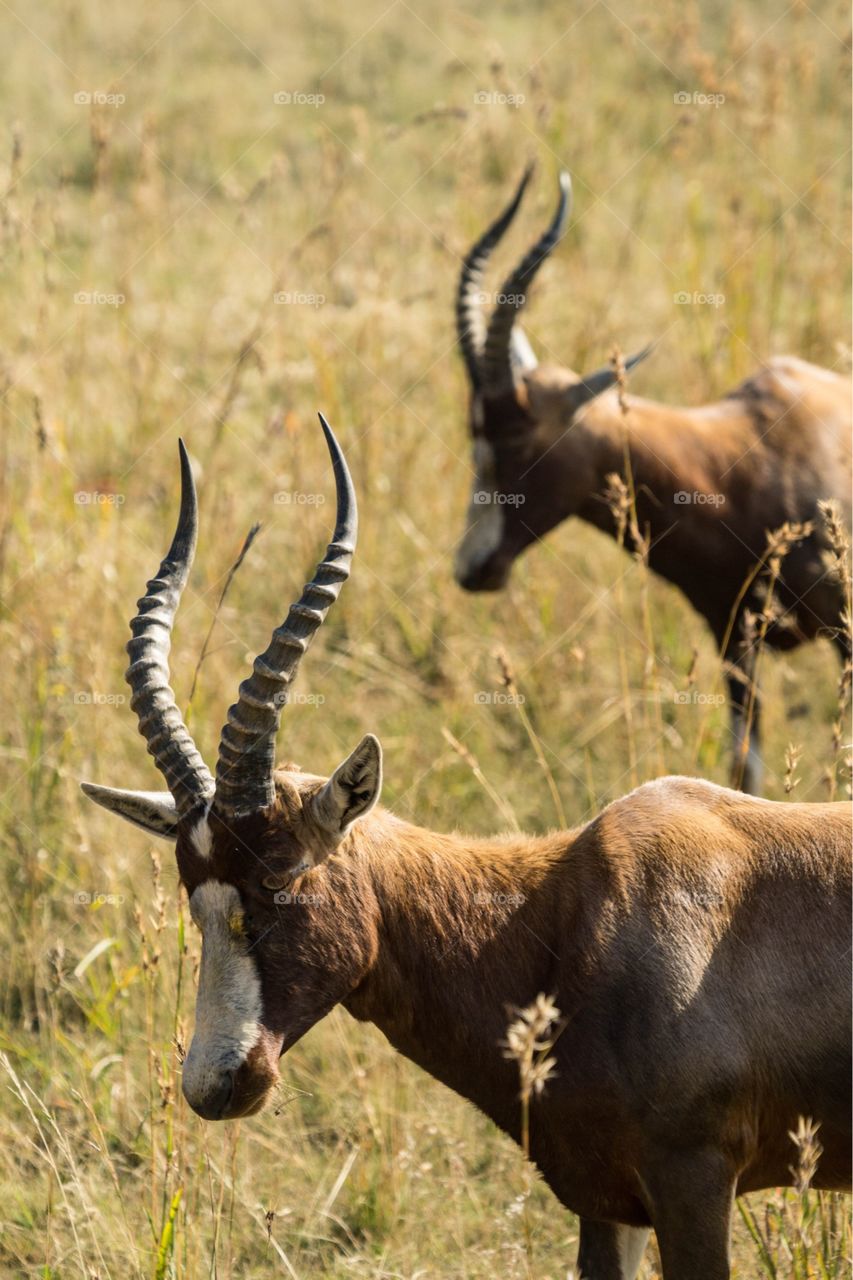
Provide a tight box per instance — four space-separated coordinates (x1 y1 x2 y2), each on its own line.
454 166 852 794
81 419 851 1280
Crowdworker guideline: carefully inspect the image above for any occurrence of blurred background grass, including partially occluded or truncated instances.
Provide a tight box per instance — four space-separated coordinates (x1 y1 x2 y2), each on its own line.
0 0 850 1275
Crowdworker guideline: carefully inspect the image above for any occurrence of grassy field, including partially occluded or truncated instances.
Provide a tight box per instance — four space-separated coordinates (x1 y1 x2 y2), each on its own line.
0 0 850 1275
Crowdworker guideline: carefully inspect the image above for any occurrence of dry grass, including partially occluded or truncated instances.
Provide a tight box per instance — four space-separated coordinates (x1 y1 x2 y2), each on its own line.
0 0 850 1275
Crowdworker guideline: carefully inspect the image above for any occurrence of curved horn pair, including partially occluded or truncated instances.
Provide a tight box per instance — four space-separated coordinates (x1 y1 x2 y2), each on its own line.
455 168 571 397
123 415 356 822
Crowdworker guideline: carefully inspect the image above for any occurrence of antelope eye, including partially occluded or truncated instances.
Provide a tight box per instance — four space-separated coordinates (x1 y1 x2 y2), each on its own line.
261 874 289 891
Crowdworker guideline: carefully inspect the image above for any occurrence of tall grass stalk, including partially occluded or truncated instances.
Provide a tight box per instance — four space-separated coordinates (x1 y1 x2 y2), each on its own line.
502 995 562 1278
731 523 811 791
737 1118 851 1280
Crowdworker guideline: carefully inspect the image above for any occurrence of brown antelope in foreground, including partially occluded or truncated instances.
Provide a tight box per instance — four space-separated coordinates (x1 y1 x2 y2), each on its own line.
454 167 852 794
82 421 851 1280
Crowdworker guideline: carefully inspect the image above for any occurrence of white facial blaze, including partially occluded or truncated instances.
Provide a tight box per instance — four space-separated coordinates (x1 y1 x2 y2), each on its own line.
182 882 263 1108
454 438 504 581
190 814 213 860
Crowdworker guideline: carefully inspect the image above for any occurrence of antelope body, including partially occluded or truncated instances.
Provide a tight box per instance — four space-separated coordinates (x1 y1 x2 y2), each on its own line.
454 168 852 794
82 423 851 1280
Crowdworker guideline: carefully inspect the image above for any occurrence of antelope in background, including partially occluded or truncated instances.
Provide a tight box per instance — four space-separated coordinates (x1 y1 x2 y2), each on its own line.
454 167 852 794
82 421 851 1280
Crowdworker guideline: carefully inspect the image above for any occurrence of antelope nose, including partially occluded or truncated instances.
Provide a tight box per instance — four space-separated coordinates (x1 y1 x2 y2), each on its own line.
456 560 509 593
183 1069 235 1121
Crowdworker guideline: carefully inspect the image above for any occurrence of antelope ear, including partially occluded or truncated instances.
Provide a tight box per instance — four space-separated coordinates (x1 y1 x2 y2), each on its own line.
80 783 179 840
312 735 383 837
567 342 655 413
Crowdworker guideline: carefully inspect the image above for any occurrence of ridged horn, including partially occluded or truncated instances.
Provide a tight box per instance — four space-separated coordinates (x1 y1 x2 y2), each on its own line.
125 441 215 817
456 164 534 390
214 414 357 818
481 170 571 396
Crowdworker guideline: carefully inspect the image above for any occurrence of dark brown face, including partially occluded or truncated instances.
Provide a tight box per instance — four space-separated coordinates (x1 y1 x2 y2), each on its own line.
454 390 576 593
174 776 374 1121
78 421 381 1122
